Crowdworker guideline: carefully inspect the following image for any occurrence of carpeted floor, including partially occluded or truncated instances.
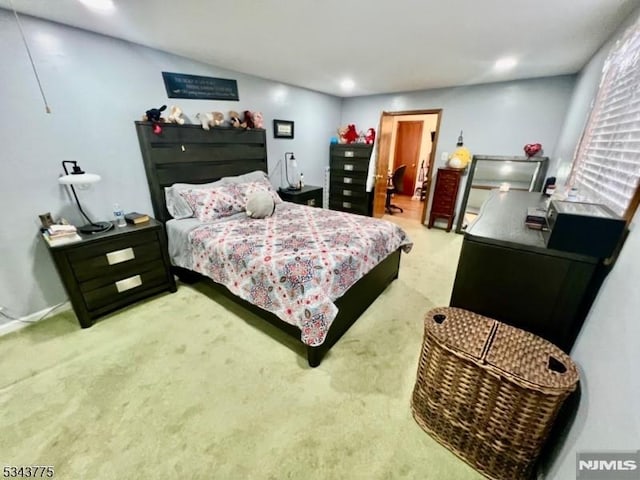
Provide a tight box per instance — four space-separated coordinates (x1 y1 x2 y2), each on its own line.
0 216 483 479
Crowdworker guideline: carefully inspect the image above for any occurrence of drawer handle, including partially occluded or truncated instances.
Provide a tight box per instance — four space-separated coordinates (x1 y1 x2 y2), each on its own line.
115 274 142 293
306 199 316 206
344 164 354 171
342 201 352 208
343 177 353 184
343 190 353 196
106 247 135 265
344 151 354 158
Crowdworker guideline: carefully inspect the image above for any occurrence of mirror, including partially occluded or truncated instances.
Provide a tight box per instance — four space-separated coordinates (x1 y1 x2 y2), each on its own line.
455 155 548 233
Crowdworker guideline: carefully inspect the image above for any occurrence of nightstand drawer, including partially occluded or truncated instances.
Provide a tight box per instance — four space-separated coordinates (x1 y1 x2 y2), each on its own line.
71 242 162 282
69 232 162 282
78 256 166 292
83 265 169 311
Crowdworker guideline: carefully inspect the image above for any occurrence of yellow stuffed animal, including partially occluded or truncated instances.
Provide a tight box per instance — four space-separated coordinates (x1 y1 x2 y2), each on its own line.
448 131 471 169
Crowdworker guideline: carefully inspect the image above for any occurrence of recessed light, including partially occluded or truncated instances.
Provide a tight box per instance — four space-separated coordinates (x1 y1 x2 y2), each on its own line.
494 57 518 72
77 0 115 13
341 79 355 91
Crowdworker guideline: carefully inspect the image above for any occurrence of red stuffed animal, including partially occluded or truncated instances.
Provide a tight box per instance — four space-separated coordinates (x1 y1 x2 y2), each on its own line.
365 128 376 144
344 124 358 144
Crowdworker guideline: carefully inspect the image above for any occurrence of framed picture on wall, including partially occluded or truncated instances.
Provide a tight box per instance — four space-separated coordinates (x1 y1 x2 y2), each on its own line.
273 119 294 139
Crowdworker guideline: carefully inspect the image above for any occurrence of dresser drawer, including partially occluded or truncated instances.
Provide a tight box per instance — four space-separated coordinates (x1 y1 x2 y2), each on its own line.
329 172 368 188
330 145 373 160
329 199 368 216
68 231 158 283
330 183 368 202
330 157 369 175
83 264 169 311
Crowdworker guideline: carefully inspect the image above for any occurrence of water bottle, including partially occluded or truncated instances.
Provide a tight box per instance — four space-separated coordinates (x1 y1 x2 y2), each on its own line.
113 203 126 227
299 173 304 189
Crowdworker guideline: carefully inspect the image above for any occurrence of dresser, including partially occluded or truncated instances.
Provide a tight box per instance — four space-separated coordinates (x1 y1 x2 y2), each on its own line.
329 143 373 216
428 167 463 231
278 185 323 207
44 219 176 328
449 191 608 352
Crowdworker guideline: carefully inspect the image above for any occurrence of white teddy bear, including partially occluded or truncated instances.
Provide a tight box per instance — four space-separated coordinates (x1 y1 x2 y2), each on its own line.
167 105 185 125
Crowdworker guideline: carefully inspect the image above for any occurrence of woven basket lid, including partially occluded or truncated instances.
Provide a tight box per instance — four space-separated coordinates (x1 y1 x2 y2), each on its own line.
485 322 579 391
424 307 495 360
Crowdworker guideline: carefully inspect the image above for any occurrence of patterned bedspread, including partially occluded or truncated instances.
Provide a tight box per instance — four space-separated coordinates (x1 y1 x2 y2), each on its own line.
180 203 412 346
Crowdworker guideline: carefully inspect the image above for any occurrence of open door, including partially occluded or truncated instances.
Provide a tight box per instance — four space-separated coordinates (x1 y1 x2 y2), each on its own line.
372 109 443 221
372 113 395 217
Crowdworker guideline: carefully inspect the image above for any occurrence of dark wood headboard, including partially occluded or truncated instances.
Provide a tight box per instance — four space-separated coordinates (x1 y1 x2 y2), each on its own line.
135 121 268 223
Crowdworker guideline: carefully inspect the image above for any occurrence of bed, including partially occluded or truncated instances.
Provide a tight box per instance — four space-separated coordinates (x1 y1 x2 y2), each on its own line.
136 121 411 366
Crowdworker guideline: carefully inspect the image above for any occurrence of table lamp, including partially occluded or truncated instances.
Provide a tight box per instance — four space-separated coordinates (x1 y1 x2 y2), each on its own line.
58 160 113 234
283 151 301 191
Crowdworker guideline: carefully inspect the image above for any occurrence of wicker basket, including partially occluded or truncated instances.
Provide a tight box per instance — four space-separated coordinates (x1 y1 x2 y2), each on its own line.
411 307 579 480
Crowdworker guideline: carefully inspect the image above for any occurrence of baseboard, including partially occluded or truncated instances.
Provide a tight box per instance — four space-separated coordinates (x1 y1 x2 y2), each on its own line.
0 302 71 337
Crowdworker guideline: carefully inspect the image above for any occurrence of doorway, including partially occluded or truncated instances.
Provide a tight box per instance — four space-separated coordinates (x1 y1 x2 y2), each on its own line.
371 110 442 224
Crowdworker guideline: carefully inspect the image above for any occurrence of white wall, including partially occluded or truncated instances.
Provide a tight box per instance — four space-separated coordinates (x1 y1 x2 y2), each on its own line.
341 75 576 224
544 7 640 480
0 9 341 319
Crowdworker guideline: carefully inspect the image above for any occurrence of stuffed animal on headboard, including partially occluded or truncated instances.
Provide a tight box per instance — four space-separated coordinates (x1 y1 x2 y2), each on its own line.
229 111 247 128
142 105 167 134
167 105 185 125
252 111 264 129
243 110 255 129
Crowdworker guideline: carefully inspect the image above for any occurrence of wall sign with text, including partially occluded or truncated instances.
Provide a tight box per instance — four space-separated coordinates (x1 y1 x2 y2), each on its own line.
162 72 239 101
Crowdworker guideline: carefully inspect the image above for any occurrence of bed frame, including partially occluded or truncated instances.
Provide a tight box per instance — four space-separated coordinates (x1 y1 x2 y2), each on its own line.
135 121 402 367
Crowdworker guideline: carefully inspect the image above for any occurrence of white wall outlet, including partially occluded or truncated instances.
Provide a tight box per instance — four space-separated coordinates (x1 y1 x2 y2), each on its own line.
441 152 449 162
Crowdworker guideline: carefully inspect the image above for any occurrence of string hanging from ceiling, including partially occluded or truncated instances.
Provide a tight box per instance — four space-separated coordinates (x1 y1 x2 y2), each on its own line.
10 0 52 113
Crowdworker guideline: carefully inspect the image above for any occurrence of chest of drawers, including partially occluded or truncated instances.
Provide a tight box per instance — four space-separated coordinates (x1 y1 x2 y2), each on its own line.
428 167 463 231
329 143 373 216
45 219 176 327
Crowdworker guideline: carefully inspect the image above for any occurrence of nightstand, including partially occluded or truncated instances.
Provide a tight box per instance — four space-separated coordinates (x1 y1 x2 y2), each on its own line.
278 185 323 207
44 218 177 328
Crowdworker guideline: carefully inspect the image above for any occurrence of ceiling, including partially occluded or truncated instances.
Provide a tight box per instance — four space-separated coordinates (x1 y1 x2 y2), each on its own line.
1 0 638 97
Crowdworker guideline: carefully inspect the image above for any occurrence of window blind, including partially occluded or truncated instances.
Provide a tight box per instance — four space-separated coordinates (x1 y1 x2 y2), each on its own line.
569 18 640 220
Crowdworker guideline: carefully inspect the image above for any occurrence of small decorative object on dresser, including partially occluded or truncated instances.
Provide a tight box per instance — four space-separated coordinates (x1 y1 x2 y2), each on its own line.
428 167 464 231
329 143 374 216
278 185 323 207
43 218 176 328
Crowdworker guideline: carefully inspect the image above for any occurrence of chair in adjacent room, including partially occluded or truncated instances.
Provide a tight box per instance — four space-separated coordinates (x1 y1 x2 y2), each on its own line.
385 164 407 214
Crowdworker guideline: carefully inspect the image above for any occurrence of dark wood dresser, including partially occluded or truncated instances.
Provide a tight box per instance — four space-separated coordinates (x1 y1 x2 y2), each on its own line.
449 190 608 352
44 219 176 328
428 167 464 231
329 143 373 216
278 185 323 207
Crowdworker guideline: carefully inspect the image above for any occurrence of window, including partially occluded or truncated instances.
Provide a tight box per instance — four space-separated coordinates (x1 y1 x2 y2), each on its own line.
569 18 640 221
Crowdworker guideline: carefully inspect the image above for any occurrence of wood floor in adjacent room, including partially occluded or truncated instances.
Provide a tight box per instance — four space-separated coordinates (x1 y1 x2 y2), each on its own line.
386 194 427 222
